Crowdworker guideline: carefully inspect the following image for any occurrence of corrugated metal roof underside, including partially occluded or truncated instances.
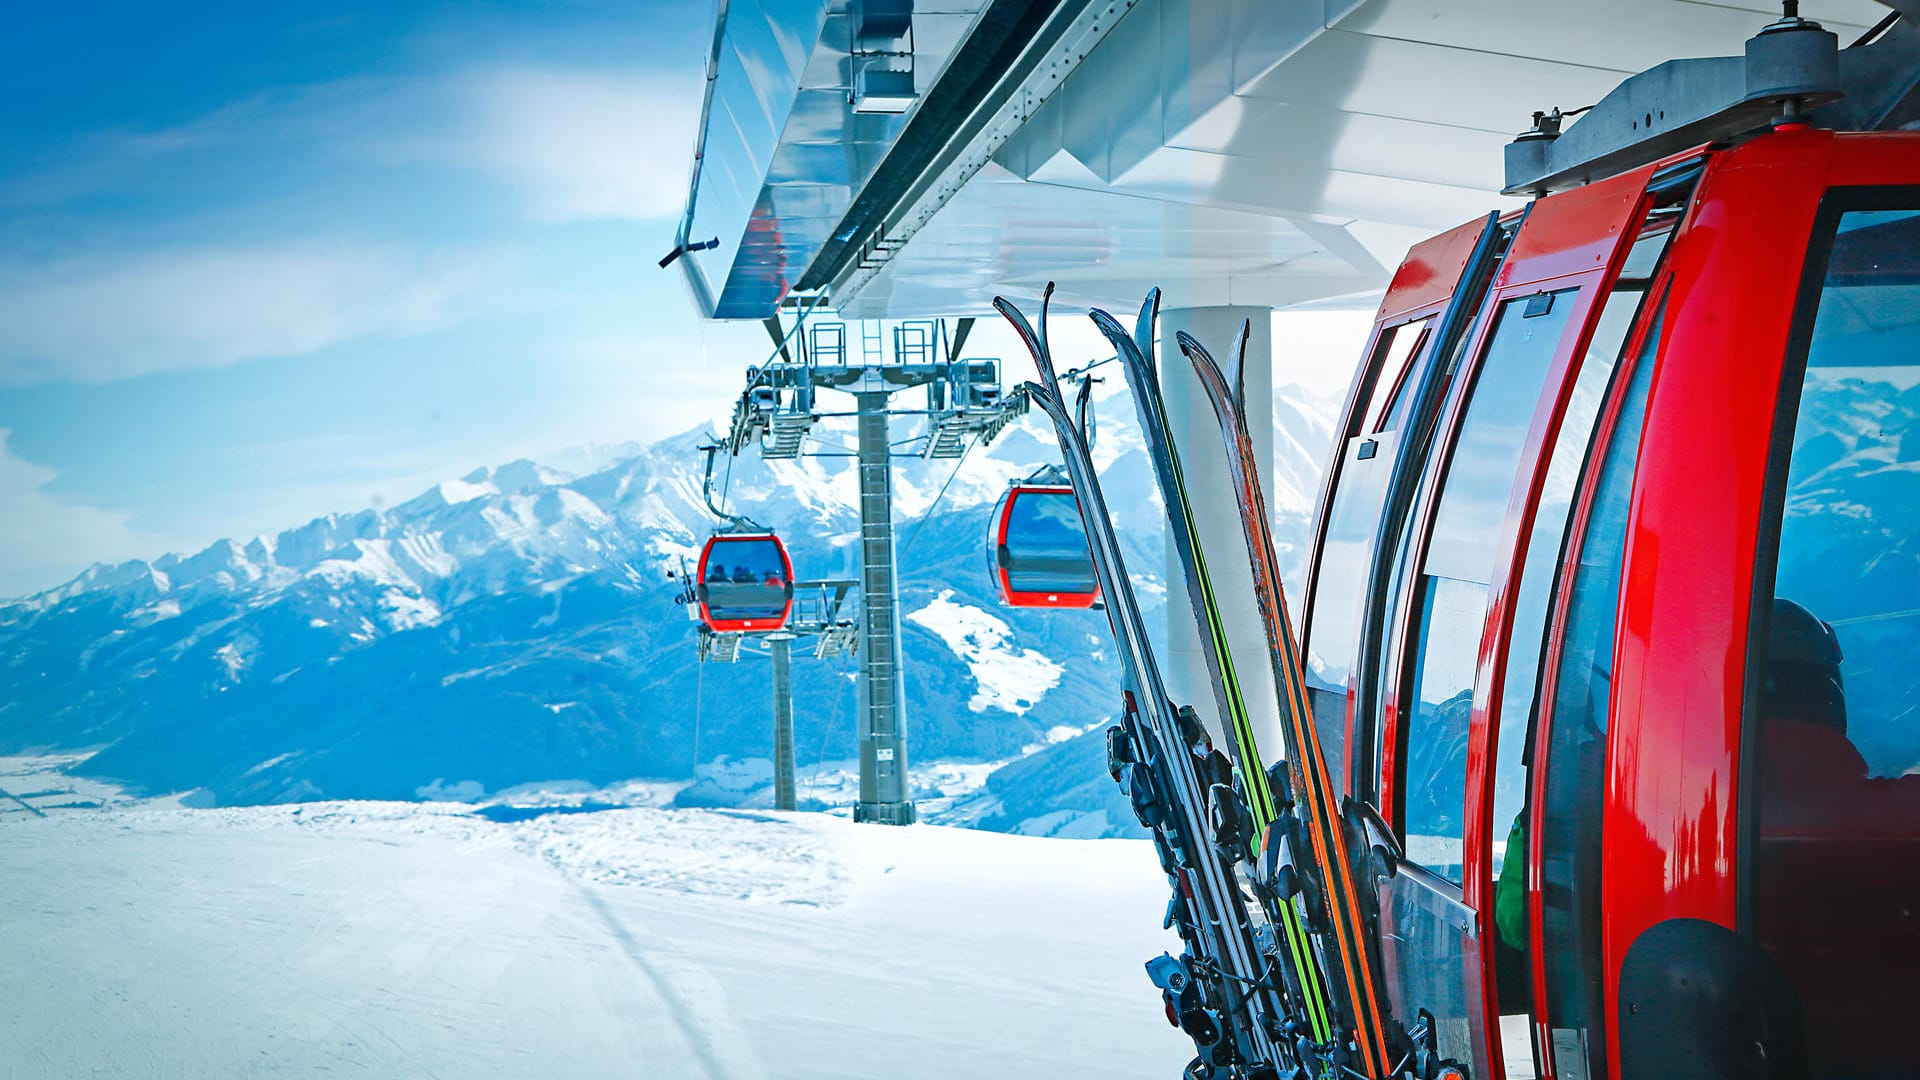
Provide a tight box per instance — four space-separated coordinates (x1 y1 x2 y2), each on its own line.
687 0 1890 320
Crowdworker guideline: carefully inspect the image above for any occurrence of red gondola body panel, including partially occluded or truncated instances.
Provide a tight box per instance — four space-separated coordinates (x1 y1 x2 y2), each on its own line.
1602 129 1920 1072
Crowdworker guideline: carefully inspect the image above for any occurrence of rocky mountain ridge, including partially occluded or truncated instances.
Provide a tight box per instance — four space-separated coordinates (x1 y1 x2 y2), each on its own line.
0 387 1336 835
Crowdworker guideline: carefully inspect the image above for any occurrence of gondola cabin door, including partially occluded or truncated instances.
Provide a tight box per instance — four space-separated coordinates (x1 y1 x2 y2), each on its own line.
1302 161 1670 1076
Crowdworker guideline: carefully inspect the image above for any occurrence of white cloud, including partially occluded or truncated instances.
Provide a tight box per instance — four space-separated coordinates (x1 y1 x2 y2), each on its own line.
0 63 697 385
0 79 391 211
455 68 698 223
0 431 154 598
9 67 699 226
0 243 510 385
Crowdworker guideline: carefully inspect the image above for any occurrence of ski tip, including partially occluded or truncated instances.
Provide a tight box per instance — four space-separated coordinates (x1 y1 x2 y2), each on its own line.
1133 291 1159 377
993 297 1057 380
990 294 1027 329
1175 331 1238 416
1136 288 1161 346
991 295 1032 334
1087 308 1133 356
1229 321 1251 410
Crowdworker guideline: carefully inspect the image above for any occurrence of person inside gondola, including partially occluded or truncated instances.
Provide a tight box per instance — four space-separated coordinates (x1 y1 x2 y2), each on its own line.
707 562 728 582
1757 598 1920 828
1756 597 1920 1076
731 565 755 584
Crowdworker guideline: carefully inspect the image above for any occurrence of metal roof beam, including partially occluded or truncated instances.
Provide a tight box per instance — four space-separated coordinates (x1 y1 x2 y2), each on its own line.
797 0 1104 294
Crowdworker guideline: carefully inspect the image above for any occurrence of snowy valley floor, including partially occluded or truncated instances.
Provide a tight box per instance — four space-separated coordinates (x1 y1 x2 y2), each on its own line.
0 795 1193 1079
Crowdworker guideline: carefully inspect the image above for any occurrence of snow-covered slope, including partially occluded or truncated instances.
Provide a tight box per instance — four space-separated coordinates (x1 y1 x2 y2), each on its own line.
0 798 1192 1079
0 385 1336 835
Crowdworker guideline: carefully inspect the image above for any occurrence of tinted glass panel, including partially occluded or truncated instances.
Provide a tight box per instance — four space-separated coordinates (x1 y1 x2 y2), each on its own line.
1538 314 1660 1080
704 538 789 619
1755 205 1920 1078
1401 575 1484 881
1366 322 1431 433
1003 489 1096 595
1305 319 1433 788
1488 285 1647 1080
1616 219 1676 279
1376 862 1487 1068
1488 218 1678 1076
1492 289 1642 883
1424 292 1577 583
1307 429 1398 776
1368 309 1506 777
1400 290 1576 883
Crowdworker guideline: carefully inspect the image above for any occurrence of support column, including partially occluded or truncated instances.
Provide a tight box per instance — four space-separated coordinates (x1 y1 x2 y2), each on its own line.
852 390 915 825
770 634 796 811
1158 306 1283 766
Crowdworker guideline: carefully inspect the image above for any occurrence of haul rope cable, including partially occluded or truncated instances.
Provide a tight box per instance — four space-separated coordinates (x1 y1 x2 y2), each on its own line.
897 431 981 558
806 651 854 803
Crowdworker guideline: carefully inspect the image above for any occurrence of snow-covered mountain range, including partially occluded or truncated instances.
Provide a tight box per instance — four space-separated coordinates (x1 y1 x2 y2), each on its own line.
0 384 1336 835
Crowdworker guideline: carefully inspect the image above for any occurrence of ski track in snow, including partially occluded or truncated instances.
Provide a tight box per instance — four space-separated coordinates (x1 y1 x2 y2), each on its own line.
0 800 1189 1079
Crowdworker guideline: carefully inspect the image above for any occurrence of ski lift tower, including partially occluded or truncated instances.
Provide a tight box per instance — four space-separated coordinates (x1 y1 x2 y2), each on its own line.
722 312 1024 825
675 575 861 811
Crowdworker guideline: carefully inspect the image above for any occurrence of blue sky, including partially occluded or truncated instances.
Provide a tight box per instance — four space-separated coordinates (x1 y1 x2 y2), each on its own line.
0 2 1374 599
0 1 774 596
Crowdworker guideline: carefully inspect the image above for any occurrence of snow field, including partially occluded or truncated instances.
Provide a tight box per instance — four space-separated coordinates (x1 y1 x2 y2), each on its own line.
0 801 1193 1079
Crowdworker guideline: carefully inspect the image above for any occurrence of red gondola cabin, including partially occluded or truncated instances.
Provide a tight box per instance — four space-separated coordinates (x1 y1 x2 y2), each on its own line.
991 481 1101 609
695 532 794 632
1297 127 1920 1079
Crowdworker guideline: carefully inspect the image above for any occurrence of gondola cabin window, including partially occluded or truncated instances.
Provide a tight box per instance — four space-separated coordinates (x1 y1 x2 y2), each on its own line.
994 485 1099 608
1535 313 1661 1080
1753 198 1920 1078
1398 289 1575 883
1482 213 1676 1071
1303 316 1434 793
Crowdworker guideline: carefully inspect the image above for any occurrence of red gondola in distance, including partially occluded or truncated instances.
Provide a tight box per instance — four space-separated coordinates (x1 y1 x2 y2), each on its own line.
991 481 1100 609
694 532 794 632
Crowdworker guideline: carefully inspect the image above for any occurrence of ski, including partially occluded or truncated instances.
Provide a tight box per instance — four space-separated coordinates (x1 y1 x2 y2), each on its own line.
1089 297 1340 1056
1090 295 1278 827
994 286 1284 1079
1178 324 1396 1077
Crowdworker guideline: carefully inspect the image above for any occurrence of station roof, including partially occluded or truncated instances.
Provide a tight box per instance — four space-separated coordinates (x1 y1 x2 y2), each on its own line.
673 0 1891 321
